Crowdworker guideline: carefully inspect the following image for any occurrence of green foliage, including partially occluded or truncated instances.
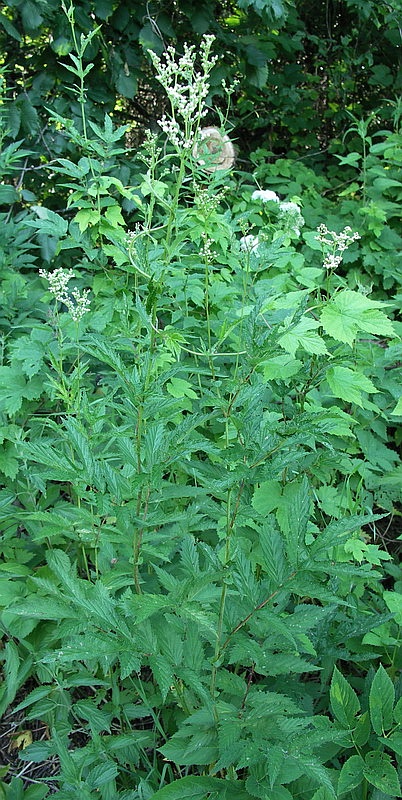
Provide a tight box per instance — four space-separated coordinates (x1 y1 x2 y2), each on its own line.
0 3 401 800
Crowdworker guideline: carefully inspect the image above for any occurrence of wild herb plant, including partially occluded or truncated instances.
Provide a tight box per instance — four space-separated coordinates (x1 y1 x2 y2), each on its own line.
0 11 401 800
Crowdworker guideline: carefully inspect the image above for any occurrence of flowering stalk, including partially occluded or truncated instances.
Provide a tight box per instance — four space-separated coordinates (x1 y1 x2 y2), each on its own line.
315 223 361 297
39 268 90 412
39 268 90 322
148 36 218 149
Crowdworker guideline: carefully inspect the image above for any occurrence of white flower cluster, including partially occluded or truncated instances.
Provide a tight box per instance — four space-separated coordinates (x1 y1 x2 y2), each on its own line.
322 254 343 271
39 267 90 322
193 183 226 213
251 190 305 237
315 224 361 271
278 200 305 237
200 233 217 263
157 115 186 149
316 223 361 252
148 36 217 148
252 189 280 203
239 234 260 254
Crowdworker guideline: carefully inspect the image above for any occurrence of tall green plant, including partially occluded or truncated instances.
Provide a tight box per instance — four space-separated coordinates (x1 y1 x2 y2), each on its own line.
0 17 401 800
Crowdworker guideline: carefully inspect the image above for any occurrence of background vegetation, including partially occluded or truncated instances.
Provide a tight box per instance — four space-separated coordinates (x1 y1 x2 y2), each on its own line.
0 1 401 798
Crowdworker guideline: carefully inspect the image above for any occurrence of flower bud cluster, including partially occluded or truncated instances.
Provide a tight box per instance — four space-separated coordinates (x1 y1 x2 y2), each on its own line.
193 184 226 213
200 232 217 263
315 224 361 271
39 268 90 322
316 224 361 251
148 36 218 148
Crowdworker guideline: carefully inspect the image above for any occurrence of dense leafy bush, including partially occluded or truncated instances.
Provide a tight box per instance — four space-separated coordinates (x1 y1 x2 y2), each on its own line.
0 2 401 799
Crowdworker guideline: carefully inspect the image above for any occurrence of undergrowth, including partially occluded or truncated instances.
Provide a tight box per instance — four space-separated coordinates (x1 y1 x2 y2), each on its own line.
0 4 401 799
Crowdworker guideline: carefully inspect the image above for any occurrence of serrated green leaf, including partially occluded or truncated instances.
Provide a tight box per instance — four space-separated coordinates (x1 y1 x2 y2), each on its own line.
310 513 385 556
369 665 395 735
0 641 19 716
288 753 336 796
0 366 42 415
127 593 169 623
285 474 310 566
252 480 283 516
13 685 54 714
259 521 287 584
26 206 68 238
320 290 395 346
393 696 402 724
326 365 378 407
149 654 174 702
310 788 336 800
380 732 402 757
363 750 401 796
337 754 364 795
353 711 370 747
383 591 402 624
9 597 77 620
149 775 253 799
279 316 328 357
390 396 402 415
87 761 118 789
330 666 360 728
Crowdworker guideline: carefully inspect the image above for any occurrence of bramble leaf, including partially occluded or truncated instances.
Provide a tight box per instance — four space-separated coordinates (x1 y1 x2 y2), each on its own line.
320 290 395 346
279 316 328 357
149 775 253 799
363 750 401 796
337 754 364 795
326 365 378 407
330 666 360 728
369 664 395 735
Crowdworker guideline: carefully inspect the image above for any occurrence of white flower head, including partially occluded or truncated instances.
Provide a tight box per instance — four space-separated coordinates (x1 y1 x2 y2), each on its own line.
279 201 302 215
252 189 280 203
149 35 218 147
278 200 305 237
315 224 361 271
39 268 90 322
323 254 343 271
239 234 260 254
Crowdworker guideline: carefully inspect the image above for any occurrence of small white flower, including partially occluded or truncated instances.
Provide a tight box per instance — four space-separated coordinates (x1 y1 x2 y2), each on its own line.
252 189 280 203
323 254 343 271
315 223 361 250
278 200 305 237
39 268 90 322
279 201 301 215
315 224 361 271
239 234 260 254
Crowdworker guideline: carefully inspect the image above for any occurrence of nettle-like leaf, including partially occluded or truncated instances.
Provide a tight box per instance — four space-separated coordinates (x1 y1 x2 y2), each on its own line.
160 707 218 766
8 328 54 378
369 664 395 735
320 290 395 347
362 750 401 796
149 775 253 799
278 316 328 357
0 365 43 415
337 754 364 795
330 666 360 728
326 365 378 407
